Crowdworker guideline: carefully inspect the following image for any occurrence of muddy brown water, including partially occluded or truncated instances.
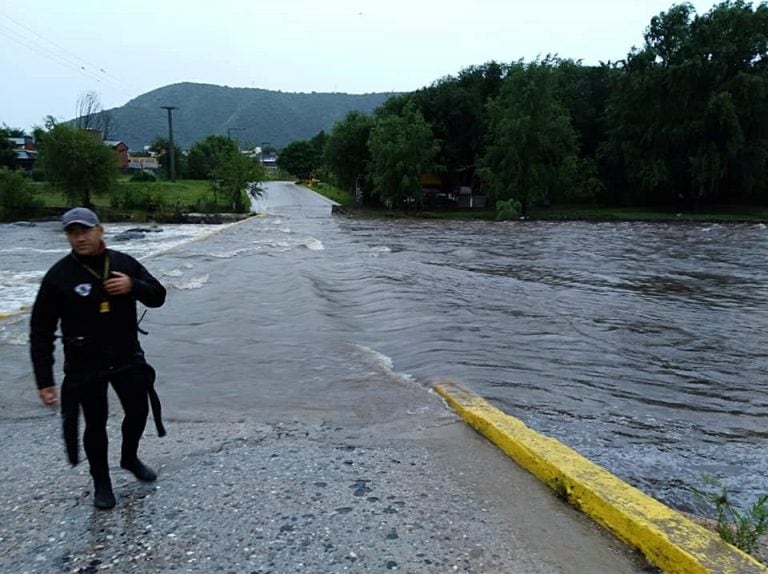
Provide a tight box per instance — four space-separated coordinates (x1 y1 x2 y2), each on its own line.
2 182 767 516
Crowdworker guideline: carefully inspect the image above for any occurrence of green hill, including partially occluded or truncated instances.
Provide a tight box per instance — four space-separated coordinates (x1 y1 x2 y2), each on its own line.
107 82 397 151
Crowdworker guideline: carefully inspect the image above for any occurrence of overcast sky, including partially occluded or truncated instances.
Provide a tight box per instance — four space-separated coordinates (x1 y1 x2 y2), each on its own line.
2 0 717 132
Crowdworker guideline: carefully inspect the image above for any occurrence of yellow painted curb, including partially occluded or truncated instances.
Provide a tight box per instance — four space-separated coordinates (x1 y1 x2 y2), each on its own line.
434 381 767 574
0 307 29 322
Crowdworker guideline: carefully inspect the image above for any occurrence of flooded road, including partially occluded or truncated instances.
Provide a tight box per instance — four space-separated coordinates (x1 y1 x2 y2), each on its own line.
2 181 767 514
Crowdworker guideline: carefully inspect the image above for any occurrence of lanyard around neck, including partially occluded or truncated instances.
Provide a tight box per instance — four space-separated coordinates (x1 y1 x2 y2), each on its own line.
73 252 110 281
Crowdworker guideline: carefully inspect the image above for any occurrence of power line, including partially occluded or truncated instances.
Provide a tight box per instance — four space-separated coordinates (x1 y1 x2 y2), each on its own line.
0 14 132 91
0 22 107 86
4 13 130 88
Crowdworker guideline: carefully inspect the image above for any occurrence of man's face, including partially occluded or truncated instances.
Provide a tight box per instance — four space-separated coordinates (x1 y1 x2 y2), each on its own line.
65 224 104 256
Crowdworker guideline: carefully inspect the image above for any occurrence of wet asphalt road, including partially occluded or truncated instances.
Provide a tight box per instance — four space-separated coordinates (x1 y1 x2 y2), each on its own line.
0 184 652 573
0 402 650 573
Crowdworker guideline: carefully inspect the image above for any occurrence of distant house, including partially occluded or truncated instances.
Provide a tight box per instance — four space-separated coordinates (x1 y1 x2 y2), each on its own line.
244 146 278 172
83 129 130 171
104 140 129 170
419 173 486 209
7 135 38 171
457 185 486 209
9 135 34 150
127 156 160 171
13 149 38 172
261 153 278 172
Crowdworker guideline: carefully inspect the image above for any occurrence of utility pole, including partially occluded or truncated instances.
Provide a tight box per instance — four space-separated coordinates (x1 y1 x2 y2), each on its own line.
161 106 178 181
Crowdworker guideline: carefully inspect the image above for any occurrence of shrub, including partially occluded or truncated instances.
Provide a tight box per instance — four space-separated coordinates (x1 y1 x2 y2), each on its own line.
495 198 522 221
129 170 157 182
111 182 166 212
694 475 768 555
0 167 43 220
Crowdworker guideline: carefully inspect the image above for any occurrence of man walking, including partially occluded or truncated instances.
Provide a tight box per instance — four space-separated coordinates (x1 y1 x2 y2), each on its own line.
30 207 167 509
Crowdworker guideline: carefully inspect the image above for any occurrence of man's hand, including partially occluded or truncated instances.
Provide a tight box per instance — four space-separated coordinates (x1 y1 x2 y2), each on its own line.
104 271 132 296
39 386 58 407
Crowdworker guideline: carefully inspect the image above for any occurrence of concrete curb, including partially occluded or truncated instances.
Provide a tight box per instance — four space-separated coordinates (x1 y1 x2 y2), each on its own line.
434 381 768 574
0 308 28 322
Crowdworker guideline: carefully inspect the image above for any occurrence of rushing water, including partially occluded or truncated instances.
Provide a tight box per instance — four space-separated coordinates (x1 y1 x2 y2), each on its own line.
1 182 767 515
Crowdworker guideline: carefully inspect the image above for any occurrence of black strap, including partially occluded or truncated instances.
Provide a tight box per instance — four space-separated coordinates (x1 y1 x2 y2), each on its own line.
60 362 166 467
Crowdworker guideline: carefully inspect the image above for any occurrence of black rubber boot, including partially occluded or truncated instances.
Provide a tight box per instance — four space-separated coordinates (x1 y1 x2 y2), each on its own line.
93 479 116 509
120 459 157 482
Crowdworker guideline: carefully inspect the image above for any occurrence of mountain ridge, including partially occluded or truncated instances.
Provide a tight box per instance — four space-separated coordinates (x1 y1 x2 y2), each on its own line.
106 82 397 151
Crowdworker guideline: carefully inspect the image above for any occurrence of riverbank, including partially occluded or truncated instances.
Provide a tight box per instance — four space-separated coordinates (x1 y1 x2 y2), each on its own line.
1 178 252 224
302 180 768 223
331 203 768 223
22 207 251 224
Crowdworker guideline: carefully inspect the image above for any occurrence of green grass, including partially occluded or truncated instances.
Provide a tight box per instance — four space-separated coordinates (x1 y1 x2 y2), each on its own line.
28 179 768 223
304 181 357 207
695 475 768 556
28 182 72 208
300 181 768 222
25 179 243 222
30 179 214 208
120 179 213 206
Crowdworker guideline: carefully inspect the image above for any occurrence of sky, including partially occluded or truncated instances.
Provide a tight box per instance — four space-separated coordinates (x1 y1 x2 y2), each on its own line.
2 0 718 133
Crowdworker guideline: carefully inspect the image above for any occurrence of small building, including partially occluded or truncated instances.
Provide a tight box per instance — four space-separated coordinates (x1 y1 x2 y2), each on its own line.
104 140 129 170
13 149 38 172
261 153 278 172
9 135 35 151
127 156 160 170
457 185 486 208
7 136 37 171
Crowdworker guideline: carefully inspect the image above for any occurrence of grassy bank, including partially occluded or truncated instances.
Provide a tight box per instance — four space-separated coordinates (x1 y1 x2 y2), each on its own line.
25 179 242 222
24 178 768 224
304 182 768 223
303 181 357 208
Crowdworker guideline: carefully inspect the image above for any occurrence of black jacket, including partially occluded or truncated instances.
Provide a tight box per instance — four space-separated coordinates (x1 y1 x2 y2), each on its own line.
30 248 166 389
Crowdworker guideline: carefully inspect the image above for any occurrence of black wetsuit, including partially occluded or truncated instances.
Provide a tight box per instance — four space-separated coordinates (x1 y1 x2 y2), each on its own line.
30 248 166 481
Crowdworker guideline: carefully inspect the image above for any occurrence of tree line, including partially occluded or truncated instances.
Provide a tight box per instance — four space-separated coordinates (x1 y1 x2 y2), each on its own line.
3 1 766 220
279 1 768 216
0 118 266 219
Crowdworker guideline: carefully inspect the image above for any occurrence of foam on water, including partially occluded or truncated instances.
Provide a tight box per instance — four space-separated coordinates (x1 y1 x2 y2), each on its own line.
348 343 416 385
168 273 210 290
207 247 258 259
302 238 324 251
0 222 230 315
163 268 185 277
0 272 46 315
0 247 68 255
367 246 391 257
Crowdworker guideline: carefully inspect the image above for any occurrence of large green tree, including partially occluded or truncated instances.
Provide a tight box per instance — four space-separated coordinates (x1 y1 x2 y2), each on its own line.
368 102 439 208
0 167 42 220
187 135 239 180
213 152 266 212
410 62 508 191
324 111 373 197
479 60 578 215
600 1 768 207
278 140 320 180
37 124 118 206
